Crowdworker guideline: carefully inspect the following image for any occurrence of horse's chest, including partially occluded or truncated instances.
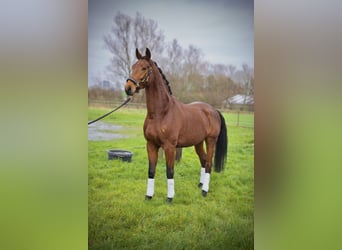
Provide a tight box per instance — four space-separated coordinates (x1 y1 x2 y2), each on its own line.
144 120 170 143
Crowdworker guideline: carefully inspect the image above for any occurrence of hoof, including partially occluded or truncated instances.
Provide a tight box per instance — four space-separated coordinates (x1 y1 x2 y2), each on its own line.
145 195 152 200
198 183 203 188
166 197 173 203
202 190 207 197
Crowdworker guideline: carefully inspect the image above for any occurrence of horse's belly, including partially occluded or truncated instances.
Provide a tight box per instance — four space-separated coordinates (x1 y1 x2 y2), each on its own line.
177 139 202 147
177 128 206 147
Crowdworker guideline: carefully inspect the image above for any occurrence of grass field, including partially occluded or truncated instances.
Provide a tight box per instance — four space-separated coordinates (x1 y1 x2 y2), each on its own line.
88 107 254 249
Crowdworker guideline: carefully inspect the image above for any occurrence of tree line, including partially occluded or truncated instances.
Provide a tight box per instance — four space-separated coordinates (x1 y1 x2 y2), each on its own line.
89 12 254 108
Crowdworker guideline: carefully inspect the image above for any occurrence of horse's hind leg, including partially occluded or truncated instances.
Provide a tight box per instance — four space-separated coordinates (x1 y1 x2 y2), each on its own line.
146 142 159 200
202 137 216 197
195 142 206 188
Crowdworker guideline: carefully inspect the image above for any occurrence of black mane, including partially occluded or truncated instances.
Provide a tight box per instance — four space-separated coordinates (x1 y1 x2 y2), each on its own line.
154 62 172 95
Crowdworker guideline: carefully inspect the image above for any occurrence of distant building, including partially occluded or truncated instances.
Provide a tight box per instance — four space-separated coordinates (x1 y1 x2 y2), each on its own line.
223 94 254 111
101 80 111 89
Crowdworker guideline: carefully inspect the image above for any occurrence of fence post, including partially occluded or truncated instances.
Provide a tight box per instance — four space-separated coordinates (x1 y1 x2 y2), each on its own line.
237 111 240 127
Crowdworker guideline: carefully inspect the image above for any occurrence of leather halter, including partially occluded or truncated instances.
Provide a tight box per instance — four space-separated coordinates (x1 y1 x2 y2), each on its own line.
126 64 153 88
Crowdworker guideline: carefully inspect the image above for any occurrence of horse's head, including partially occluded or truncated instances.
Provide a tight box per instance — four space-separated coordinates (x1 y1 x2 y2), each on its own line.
125 48 153 96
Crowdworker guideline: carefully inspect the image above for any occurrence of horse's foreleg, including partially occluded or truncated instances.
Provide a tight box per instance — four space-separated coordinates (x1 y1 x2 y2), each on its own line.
146 142 159 200
164 146 175 202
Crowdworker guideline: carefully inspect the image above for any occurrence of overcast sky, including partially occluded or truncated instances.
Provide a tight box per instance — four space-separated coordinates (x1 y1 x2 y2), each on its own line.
89 0 254 83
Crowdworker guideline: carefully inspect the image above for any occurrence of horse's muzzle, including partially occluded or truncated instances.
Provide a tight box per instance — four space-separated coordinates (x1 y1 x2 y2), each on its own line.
125 86 134 96
125 86 140 96
125 80 136 96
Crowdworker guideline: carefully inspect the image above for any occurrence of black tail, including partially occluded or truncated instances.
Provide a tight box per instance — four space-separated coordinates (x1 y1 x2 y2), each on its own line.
214 111 228 172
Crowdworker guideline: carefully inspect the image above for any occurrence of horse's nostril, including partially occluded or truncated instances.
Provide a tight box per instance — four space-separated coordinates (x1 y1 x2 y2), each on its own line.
125 87 132 96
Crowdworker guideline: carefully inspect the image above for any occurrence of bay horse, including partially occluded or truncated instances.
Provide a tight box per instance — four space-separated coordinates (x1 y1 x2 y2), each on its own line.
125 48 228 202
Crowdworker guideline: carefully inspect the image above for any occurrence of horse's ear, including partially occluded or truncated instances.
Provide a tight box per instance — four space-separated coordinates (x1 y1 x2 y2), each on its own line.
145 48 151 60
136 48 142 59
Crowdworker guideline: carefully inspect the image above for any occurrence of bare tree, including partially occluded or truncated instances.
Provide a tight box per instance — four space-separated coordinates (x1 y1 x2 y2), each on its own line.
104 12 165 84
203 64 235 107
241 63 254 103
104 12 132 80
133 12 165 57
184 45 202 76
211 64 228 76
227 64 236 78
166 39 183 75
180 44 203 99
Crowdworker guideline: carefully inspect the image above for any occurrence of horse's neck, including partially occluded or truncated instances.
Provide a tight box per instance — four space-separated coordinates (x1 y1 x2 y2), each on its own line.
145 73 172 118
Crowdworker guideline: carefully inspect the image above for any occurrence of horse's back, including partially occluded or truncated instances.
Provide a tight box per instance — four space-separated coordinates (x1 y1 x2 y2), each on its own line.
186 101 216 111
185 101 220 123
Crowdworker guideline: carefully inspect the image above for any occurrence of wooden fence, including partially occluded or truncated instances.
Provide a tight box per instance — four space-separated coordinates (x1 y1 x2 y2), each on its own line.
88 99 254 128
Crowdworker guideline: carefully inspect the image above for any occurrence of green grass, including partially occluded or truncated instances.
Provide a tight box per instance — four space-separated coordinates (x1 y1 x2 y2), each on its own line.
88 107 254 249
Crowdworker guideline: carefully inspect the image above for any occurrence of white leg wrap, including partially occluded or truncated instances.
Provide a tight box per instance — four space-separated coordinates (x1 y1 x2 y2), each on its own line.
202 173 210 192
167 179 175 198
146 178 155 197
200 168 205 184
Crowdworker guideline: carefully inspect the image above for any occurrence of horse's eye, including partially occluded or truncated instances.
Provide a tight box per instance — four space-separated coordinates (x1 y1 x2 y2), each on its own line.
142 67 147 71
